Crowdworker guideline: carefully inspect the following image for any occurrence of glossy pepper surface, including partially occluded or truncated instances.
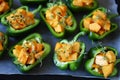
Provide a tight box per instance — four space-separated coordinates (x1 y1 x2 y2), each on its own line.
0 0 13 19
80 7 118 40
9 33 51 72
0 32 8 57
1 5 41 36
20 0 47 5
54 32 86 71
65 0 98 12
85 46 120 78
40 1 77 38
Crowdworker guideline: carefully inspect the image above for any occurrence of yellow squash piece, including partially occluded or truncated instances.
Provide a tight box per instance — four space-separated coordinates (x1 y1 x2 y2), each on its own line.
102 63 114 78
18 48 29 65
105 51 116 63
89 23 101 33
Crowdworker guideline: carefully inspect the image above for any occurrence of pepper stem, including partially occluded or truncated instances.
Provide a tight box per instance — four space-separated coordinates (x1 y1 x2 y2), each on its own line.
32 5 42 14
115 59 120 65
73 32 86 42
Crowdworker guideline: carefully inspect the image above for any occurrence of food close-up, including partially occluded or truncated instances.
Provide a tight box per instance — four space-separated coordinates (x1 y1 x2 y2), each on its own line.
0 0 120 80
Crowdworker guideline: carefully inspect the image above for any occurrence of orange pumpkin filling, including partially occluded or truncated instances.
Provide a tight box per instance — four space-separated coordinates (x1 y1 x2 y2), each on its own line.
45 5 73 33
73 0 93 7
92 51 116 78
6 9 35 30
83 10 111 35
55 42 81 62
13 39 44 65
0 0 9 14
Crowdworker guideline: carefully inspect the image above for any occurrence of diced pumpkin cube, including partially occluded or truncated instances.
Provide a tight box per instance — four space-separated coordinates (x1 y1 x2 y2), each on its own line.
36 43 43 52
73 0 84 6
55 43 62 51
82 0 93 5
92 10 107 20
3 2 9 12
18 48 29 65
98 29 105 35
89 23 101 33
72 42 80 53
66 16 73 26
27 53 35 64
59 5 67 16
83 18 93 29
102 63 114 78
103 21 111 31
51 20 59 28
94 19 104 26
0 1 5 12
68 52 78 61
16 9 26 17
0 42 3 51
54 24 64 33
35 51 44 59
52 6 62 16
105 51 116 63
13 45 22 57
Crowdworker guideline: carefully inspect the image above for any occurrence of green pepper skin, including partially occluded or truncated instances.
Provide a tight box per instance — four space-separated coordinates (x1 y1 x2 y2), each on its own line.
1 5 41 36
0 0 13 19
65 0 98 12
0 32 8 57
85 46 119 78
9 33 51 72
80 7 118 40
20 0 47 5
40 1 77 38
54 32 86 71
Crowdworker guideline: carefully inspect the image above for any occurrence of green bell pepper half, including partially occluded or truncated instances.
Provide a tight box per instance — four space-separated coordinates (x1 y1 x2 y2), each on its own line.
65 0 98 12
20 0 47 5
54 32 86 71
85 46 120 78
80 7 118 40
0 32 8 57
9 33 51 72
0 0 13 19
1 5 41 36
40 1 77 38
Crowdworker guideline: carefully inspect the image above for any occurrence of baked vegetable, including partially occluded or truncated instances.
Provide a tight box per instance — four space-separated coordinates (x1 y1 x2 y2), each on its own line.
54 32 86 71
65 0 98 12
1 5 41 36
40 1 77 38
9 33 51 72
80 7 118 40
85 46 120 78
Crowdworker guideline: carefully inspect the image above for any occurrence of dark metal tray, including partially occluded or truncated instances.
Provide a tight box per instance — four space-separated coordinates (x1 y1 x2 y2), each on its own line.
0 0 120 80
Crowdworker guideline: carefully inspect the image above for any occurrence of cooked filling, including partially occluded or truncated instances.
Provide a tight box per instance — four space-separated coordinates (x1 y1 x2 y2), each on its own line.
55 42 80 62
0 0 9 14
73 0 93 7
45 5 73 33
6 9 35 30
83 10 111 35
0 32 4 51
13 38 44 65
92 50 116 78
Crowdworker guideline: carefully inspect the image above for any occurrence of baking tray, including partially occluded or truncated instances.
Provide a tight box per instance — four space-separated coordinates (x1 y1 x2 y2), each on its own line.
0 0 120 80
